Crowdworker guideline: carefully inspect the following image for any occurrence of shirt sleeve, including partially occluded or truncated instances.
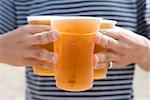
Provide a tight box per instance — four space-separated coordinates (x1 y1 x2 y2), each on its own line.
136 0 150 39
0 0 16 34
145 0 150 38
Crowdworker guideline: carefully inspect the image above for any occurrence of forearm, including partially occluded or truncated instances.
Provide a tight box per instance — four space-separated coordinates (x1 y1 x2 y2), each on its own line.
137 37 150 72
0 32 13 64
0 35 4 63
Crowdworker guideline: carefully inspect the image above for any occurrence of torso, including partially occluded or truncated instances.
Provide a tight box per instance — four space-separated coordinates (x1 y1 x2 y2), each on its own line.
3 0 138 100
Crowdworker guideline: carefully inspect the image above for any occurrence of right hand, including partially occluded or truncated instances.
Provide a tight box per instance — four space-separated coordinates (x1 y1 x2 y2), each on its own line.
0 25 59 69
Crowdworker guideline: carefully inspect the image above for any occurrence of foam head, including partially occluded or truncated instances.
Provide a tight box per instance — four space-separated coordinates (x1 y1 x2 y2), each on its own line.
51 16 102 34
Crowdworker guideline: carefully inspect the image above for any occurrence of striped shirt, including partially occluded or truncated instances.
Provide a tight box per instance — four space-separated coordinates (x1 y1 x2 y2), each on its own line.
0 0 150 100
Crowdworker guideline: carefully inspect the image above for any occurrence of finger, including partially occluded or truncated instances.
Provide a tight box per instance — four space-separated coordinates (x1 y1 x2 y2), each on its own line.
23 58 54 70
95 52 120 63
30 30 59 45
109 61 125 69
96 32 120 51
95 53 108 63
21 25 51 34
29 48 58 63
100 27 128 40
95 62 109 69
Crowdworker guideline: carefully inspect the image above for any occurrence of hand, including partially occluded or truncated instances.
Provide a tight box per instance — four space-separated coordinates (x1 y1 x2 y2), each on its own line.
0 25 59 69
95 26 150 69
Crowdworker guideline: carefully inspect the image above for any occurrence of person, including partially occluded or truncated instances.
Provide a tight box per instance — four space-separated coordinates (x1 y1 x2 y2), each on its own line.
0 0 149 100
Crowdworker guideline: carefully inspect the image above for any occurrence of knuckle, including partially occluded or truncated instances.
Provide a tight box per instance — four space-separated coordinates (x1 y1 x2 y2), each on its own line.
41 32 51 43
34 34 43 44
43 51 51 61
37 27 43 33
35 49 43 58
46 32 52 41
107 39 112 47
37 35 42 42
34 49 50 61
117 32 126 39
102 35 108 47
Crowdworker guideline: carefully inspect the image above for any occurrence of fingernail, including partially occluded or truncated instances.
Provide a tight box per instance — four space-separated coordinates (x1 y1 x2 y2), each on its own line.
51 53 58 63
95 32 101 43
94 55 99 69
51 30 59 41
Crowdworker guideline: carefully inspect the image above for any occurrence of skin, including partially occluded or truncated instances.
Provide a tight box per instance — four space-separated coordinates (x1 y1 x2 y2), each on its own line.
0 25 149 72
95 26 150 72
0 25 59 69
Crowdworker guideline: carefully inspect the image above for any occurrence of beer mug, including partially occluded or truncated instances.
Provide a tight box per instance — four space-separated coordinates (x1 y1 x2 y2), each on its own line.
51 16 101 91
27 16 56 76
94 19 117 80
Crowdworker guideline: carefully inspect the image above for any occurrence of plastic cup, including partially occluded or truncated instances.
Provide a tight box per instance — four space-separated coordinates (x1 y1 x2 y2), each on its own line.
94 19 117 80
51 16 101 91
27 16 58 76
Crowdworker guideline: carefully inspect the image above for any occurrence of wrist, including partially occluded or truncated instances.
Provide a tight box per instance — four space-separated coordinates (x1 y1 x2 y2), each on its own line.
0 34 5 63
137 37 150 70
0 35 3 63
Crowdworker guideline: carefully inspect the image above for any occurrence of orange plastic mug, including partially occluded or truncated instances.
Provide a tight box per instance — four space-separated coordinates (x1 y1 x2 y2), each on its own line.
27 16 55 76
51 16 101 92
94 19 117 80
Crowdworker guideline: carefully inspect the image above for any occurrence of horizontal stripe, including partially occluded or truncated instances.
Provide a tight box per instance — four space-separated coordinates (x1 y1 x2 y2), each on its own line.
2 0 149 99
28 10 137 18
27 80 132 88
30 95 132 100
0 22 14 33
28 87 132 96
29 4 136 14
15 0 135 6
26 73 133 81
26 77 132 85
1 0 15 13
27 83 132 91
1 13 16 27
29 93 132 100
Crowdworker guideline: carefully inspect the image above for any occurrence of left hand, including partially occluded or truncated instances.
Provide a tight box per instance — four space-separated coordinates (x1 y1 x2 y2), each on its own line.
95 26 150 68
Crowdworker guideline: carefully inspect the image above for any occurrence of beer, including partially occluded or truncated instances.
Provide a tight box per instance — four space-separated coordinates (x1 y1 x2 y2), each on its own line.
27 16 54 76
94 19 117 80
51 17 101 91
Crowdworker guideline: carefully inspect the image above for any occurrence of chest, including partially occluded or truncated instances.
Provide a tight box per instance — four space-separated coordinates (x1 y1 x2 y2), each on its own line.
16 0 137 31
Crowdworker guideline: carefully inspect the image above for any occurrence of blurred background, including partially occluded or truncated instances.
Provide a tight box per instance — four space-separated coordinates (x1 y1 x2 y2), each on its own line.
0 64 149 100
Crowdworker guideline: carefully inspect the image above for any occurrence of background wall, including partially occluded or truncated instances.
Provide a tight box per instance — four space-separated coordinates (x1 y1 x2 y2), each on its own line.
0 64 149 100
